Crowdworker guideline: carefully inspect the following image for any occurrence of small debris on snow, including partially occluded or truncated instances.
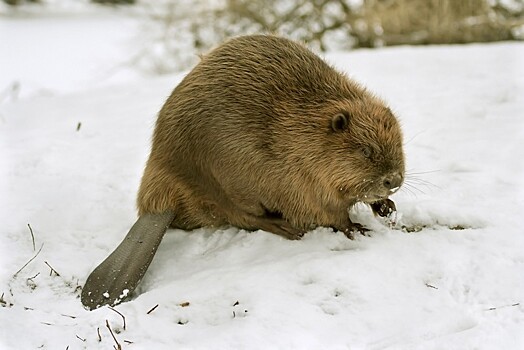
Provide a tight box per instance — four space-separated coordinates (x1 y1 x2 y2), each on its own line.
232 301 249 318
147 304 159 314
0 293 13 308
177 319 189 325
425 283 439 290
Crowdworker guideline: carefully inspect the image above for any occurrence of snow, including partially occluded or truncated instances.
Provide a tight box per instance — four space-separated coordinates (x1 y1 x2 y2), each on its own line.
0 6 140 100
1 8 524 350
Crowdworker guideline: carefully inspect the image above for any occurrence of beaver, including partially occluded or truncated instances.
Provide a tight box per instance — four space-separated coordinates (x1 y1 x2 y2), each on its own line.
81 35 405 310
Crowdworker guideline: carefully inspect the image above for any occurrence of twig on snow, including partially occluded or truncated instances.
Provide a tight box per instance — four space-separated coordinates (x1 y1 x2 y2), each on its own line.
27 272 40 281
108 306 126 331
1 293 14 308
13 243 44 278
147 304 159 314
44 261 60 276
75 335 86 342
486 303 520 311
106 320 122 350
425 283 438 289
27 224 36 251
97 327 102 342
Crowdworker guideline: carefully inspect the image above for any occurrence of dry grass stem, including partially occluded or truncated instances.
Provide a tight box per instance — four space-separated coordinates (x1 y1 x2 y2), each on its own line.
105 320 122 350
27 223 36 251
27 272 40 281
486 303 520 311
44 261 60 276
146 304 159 314
13 243 44 277
108 306 126 330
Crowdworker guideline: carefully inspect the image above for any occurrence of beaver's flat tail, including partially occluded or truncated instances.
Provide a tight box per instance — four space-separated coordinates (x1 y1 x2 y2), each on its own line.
81 211 175 310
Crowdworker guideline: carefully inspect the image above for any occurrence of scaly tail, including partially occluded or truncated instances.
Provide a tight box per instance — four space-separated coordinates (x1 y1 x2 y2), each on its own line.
81 211 175 310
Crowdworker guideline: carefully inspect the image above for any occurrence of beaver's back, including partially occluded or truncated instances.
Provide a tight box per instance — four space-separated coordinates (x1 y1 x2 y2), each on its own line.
153 35 355 164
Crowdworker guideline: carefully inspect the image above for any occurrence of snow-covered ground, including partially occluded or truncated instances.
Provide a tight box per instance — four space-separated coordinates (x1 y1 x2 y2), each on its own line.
1 8 524 350
0 4 140 100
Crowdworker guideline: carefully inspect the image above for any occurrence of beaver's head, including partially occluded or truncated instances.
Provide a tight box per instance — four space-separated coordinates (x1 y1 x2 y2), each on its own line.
270 61 405 206
321 97 405 204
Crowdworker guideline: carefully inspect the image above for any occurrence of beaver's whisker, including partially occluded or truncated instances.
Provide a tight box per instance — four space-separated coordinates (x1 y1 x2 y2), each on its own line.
404 178 440 190
401 182 426 195
405 168 440 175
403 130 428 145
398 186 417 197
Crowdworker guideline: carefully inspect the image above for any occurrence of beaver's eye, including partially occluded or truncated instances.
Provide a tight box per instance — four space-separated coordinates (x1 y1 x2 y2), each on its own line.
331 112 349 132
361 146 372 158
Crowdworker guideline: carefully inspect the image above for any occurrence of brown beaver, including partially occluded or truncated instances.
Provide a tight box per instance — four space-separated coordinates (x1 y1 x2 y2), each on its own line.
81 35 405 310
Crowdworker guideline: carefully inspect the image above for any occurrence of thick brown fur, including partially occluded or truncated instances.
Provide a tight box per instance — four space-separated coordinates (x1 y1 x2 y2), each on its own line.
137 35 405 239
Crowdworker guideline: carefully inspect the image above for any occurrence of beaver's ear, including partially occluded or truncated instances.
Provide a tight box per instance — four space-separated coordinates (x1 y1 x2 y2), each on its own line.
331 112 349 132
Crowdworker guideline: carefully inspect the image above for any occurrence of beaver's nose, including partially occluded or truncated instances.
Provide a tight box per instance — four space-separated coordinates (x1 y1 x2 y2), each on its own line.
383 172 403 191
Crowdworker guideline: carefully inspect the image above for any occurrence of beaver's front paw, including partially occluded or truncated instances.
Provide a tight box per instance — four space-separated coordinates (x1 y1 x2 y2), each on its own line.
370 198 396 218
